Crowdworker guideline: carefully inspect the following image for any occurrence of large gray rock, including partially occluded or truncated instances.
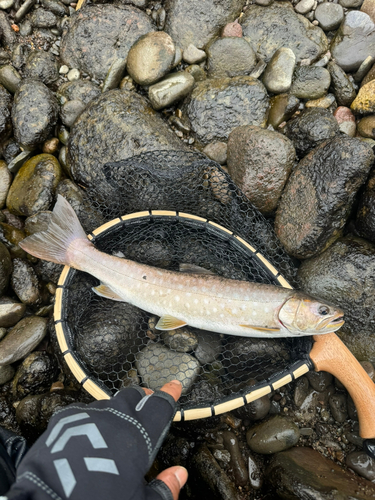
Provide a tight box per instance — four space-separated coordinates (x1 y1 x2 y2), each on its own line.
164 0 243 51
67 89 188 197
60 4 154 80
183 76 269 145
207 37 257 78
0 242 11 297
247 416 300 454
241 2 328 64
0 84 12 144
275 137 374 259
356 168 375 242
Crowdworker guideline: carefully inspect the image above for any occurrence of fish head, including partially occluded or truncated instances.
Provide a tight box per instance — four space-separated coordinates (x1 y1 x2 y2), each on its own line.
278 293 345 336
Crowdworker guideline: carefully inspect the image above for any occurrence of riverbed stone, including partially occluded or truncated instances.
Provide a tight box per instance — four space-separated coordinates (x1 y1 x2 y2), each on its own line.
0 65 21 94
0 242 11 296
241 2 328 64
306 371 333 392
24 49 59 86
31 8 56 28
6 154 61 217
12 351 58 399
12 79 58 149
60 99 86 128
356 169 375 242
262 48 296 94
0 365 14 385
0 297 25 327
0 85 12 145
246 415 300 454
267 447 375 499
164 0 243 51
334 106 356 136
331 11 375 72
222 431 249 487
183 76 269 145
148 72 195 110
290 66 331 100
182 44 206 65
127 31 175 86
314 2 344 31
358 115 375 138
60 4 154 81
361 0 375 23
227 125 295 215
0 162 11 209
327 61 357 107
351 80 375 115
194 330 222 365
202 142 227 165
162 327 198 353
207 37 256 78
275 137 374 259
136 342 200 394
267 93 300 128
284 108 339 157
329 393 348 423
346 452 375 482
0 316 47 366
56 80 100 106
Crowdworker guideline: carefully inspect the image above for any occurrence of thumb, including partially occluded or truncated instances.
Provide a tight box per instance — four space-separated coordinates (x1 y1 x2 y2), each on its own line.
155 466 188 500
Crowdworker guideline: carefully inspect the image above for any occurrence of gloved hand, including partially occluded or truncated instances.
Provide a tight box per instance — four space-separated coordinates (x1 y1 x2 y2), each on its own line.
6 380 188 500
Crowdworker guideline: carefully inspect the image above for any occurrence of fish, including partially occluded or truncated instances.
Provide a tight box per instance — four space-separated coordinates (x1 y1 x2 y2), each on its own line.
19 195 345 338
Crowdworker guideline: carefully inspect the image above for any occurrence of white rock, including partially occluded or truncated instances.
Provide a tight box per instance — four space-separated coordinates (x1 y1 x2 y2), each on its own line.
295 0 314 14
183 44 206 65
59 65 69 75
67 68 81 82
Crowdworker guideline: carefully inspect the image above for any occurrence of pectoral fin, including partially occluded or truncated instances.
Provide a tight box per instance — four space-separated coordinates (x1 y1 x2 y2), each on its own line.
92 284 125 302
240 324 281 332
156 315 187 331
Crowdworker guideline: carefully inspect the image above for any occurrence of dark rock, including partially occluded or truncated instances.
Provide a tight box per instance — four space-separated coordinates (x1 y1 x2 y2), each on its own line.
60 99 86 128
0 395 19 434
0 85 12 144
0 241 11 296
12 351 58 399
346 451 375 482
0 12 16 48
207 37 256 78
327 61 357 108
267 93 300 129
164 0 243 51
290 66 331 100
0 365 14 385
329 393 348 423
34 259 62 284
60 4 154 80
24 211 52 235
12 79 59 149
24 50 59 86
356 169 375 242
0 297 25 328
41 0 68 17
246 415 300 454
227 125 295 215
194 330 222 365
56 80 100 106
10 259 41 306
1 139 21 164
233 381 270 421
162 328 198 353
185 64 206 82
275 137 374 258
31 8 57 28
306 371 333 392
222 431 249 487
241 2 328 64
183 76 269 145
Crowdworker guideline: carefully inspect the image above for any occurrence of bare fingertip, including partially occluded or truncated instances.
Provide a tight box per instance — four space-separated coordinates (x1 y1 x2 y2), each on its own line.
174 466 188 488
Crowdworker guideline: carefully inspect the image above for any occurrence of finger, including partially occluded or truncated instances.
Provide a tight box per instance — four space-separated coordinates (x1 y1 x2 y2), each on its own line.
156 466 188 500
159 380 182 402
142 388 154 396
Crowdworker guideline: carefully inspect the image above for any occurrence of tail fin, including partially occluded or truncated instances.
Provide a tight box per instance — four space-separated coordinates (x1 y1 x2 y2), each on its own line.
19 194 90 266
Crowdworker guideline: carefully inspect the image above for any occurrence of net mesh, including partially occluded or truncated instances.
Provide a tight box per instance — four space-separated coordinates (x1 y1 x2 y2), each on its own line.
60 150 312 410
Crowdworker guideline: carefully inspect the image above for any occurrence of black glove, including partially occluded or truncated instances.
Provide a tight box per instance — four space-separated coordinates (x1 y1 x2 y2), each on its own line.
6 382 187 500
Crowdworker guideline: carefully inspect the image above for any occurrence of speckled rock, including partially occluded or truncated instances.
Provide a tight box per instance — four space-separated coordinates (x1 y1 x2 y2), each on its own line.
314 2 344 31
67 89 187 197
267 447 375 499
12 351 58 399
0 65 21 94
24 211 51 236
6 154 61 217
247 416 300 454
0 84 12 144
11 258 41 306
0 242 11 296
331 11 375 72
0 316 47 366
12 79 58 149
290 66 331 100
351 80 375 115
0 297 25 327
327 61 357 107
358 115 375 138
31 8 56 27
57 80 100 106
60 4 154 80
207 37 256 78
334 106 356 137
24 50 59 86
60 99 86 128
275 137 374 259
126 31 175 86
148 72 195 110
284 108 339 157
164 0 243 51
267 93 300 129
227 125 295 215
162 327 198 352
183 76 269 145
356 169 375 242
241 2 328 64
0 162 11 210
262 48 296 94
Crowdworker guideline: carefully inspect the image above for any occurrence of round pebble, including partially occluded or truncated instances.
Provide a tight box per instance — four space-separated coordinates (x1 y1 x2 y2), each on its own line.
67 68 80 82
333 106 356 136
358 115 375 138
207 37 256 78
162 328 198 352
263 47 296 94
221 21 242 38
315 3 344 31
0 297 26 328
246 415 300 454
295 0 314 14
346 451 375 481
148 72 195 111
182 44 206 65
203 142 227 165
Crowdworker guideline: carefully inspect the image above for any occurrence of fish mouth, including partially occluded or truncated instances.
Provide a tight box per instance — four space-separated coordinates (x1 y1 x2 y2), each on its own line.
324 315 345 331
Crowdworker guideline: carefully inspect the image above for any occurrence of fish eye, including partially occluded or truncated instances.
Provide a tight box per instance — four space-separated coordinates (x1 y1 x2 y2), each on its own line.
319 305 330 316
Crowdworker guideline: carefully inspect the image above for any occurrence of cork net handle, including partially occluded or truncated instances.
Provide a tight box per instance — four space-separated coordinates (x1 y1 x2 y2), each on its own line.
310 332 375 439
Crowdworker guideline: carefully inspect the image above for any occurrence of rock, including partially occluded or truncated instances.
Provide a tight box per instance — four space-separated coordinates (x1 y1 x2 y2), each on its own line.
184 76 269 145
306 371 333 392
356 169 375 242
0 297 25 327
148 72 195 110
182 44 206 65
41 0 68 17
185 64 206 82
207 37 256 78
331 11 375 72
67 89 187 197
222 431 249 487
0 161 12 209
11 259 41 306
60 4 154 81
126 32 175 86
297 236 375 350
275 137 374 259
0 65 21 94
24 50 59 86
31 8 56 27
0 316 47 365
164 0 243 51
358 115 375 138
327 61 357 107
246 415 300 454
56 79 100 106
162 327 198 352
0 12 16 48
136 342 200 394
339 0 363 7
6 154 61 217
0 365 14 385
314 2 344 31
102 58 127 92
329 393 348 423
334 106 356 137
222 21 242 38
24 211 51 236
227 125 295 215
241 2 328 64
295 0 314 14
351 80 375 114
194 330 222 365
284 108 339 157
12 79 58 149
267 447 375 499
290 66 331 100
60 99 86 127
12 351 58 399
202 142 227 165
346 451 375 482
0 242 11 296
267 93 300 128
361 0 375 23
234 380 271 421
305 94 336 109
262 47 296 94
0 85 12 144
0 0 14 8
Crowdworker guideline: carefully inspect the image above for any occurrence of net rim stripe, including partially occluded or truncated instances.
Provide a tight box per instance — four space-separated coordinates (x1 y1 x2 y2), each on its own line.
54 211 308 421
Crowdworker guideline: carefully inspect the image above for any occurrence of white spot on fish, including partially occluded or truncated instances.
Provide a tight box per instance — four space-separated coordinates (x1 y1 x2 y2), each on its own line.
213 307 217 313
194 299 198 304
204 299 209 305
252 311 257 316
187 293 191 297
264 307 269 313
186 303 190 309
175 296 180 302
232 309 237 314
220 314 224 318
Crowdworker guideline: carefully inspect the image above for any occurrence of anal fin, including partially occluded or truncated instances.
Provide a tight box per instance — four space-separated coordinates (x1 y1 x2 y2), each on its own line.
239 325 281 332
156 315 187 331
92 284 125 302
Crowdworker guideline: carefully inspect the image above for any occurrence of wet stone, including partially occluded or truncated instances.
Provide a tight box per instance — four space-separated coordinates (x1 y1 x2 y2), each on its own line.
6 154 61 217
346 451 375 482
184 76 269 145
233 381 270 421
60 99 86 128
24 50 59 86
148 72 195 111
185 64 206 82
0 365 14 385
351 80 375 115
334 106 356 137
222 431 249 487
314 2 344 31
24 211 51 236
31 8 57 28
305 94 336 109
0 65 21 94
0 85 12 144
241 2 328 64
356 170 375 243
102 58 127 93
34 259 62 284
0 316 47 366
290 66 331 100
207 37 256 79
294 376 310 407
227 125 295 215
11 259 40 306
246 415 300 454
60 4 154 81
267 93 300 129
162 327 198 353
12 79 58 149
203 142 227 165
194 330 222 365
0 297 25 327
275 137 374 259
127 31 175 86
329 393 348 423
182 44 206 65
0 162 12 209
358 115 375 138
57 79 100 106
41 0 68 17
262 47 296 94
306 371 333 392
327 61 357 108
12 351 58 399
284 108 339 157
0 242 11 296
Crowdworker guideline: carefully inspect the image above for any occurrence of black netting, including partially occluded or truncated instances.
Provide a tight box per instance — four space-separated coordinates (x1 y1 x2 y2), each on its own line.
59 151 312 410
